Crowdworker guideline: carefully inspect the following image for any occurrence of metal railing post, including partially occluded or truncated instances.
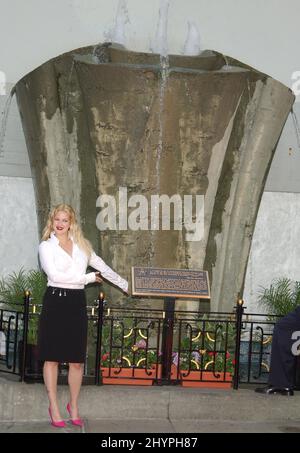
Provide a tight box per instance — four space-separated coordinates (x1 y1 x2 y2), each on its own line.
233 297 244 390
95 291 105 385
161 297 176 384
20 290 30 382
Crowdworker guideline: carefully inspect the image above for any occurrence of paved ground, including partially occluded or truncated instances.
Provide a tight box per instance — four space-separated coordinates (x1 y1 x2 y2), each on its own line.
1 418 300 433
1 376 300 434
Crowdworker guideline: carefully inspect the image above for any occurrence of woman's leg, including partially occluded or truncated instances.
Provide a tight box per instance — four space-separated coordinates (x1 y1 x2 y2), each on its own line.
43 361 63 421
68 362 84 418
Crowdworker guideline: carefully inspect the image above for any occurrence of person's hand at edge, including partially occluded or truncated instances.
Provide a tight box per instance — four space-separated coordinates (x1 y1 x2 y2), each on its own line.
95 272 103 283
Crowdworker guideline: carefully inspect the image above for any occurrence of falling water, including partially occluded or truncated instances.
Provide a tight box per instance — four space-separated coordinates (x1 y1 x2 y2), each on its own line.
153 1 170 199
0 88 15 158
151 0 169 58
291 108 300 151
149 0 170 256
92 0 129 63
112 0 129 46
101 0 129 49
151 0 170 175
156 52 169 172
183 21 201 56
63 59 75 110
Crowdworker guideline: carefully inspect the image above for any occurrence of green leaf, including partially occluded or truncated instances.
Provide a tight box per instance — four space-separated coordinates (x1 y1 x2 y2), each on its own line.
0 268 47 344
257 277 300 316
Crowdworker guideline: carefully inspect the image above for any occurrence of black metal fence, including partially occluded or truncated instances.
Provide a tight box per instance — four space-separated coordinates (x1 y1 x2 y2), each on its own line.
0 291 290 389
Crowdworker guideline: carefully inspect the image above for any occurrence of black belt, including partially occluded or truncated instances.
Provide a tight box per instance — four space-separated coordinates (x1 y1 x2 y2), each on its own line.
48 286 84 297
49 286 67 297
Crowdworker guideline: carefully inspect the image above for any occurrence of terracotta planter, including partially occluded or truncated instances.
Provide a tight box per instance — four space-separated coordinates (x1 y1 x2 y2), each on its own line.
180 370 232 388
100 364 179 385
100 366 160 385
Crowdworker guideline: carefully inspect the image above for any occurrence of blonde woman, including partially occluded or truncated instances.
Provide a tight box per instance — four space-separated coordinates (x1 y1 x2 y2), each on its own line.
37 204 128 428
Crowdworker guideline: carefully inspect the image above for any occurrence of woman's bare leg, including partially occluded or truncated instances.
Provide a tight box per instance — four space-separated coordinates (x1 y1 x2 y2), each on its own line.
43 361 63 421
68 362 84 418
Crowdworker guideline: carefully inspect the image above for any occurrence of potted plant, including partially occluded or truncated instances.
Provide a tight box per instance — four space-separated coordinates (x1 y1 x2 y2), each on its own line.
258 277 300 316
177 319 236 388
100 320 163 385
99 316 236 387
0 268 47 377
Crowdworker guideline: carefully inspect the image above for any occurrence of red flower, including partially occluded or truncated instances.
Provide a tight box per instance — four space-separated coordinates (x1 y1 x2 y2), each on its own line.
102 353 109 362
208 351 217 357
232 359 236 365
226 352 231 359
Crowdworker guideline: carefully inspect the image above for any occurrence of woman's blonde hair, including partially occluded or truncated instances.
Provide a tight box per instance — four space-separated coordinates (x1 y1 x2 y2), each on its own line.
41 204 93 258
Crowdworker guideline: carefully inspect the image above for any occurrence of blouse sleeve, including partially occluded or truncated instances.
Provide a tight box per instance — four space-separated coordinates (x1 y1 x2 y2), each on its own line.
88 252 128 292
39 242 96 286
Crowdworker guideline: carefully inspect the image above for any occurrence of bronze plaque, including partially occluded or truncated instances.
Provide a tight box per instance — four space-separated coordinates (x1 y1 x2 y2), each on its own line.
131 267 210 299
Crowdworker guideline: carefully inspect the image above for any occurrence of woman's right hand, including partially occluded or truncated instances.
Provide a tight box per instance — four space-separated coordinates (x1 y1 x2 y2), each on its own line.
95 272 103 283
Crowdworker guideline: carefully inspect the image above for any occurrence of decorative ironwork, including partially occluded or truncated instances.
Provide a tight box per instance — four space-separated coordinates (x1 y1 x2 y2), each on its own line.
0 292 289 389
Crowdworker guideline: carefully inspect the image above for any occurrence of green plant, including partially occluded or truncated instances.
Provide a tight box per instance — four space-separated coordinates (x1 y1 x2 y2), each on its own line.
176 318 236 374
99 316 237 375
258 277 300 317
0 268 47 344
100 319 161 369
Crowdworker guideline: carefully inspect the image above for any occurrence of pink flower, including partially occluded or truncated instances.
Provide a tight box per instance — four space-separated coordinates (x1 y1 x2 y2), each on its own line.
192 351 201 362
136 339 147 349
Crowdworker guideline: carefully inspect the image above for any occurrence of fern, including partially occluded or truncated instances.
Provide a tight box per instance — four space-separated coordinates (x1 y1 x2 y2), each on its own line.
258 278 300 316
0 268 47 344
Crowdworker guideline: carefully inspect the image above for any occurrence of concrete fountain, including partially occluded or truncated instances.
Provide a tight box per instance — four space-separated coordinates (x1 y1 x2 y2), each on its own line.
13 42 294 309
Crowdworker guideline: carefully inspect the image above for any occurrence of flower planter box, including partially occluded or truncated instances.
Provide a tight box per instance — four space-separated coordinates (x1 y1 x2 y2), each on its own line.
180 370 232 388
100 366 160 385
100 364 179 385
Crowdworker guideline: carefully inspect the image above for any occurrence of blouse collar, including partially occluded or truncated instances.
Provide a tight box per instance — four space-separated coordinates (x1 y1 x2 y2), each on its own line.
49 232 74 244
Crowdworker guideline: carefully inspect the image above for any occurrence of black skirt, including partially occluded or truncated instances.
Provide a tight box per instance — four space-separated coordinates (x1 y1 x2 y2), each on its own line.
37 286 88 363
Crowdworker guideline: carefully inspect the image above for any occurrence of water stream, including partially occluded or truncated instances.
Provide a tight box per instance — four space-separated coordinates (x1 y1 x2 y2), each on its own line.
291 108 300 151
149 0 170 261
101 0 129 49
183 21 201 56
0 88 15 158
151 0 170 240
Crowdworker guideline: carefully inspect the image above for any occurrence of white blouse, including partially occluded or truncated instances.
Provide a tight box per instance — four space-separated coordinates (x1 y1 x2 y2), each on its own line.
39 232 128 292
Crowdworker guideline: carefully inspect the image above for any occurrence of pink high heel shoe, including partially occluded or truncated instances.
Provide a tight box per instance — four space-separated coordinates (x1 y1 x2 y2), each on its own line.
66 402 84 427
48 407 66 428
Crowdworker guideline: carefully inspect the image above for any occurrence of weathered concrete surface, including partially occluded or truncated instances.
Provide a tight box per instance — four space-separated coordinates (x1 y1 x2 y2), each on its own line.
1 377 300 429
1 419 300 433
15 44 294 309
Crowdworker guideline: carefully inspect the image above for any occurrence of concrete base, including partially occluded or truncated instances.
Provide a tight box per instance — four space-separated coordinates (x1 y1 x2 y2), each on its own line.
1 418 300 433
1 377 300 433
